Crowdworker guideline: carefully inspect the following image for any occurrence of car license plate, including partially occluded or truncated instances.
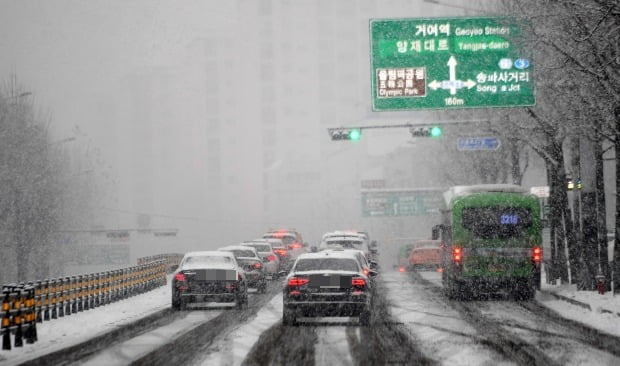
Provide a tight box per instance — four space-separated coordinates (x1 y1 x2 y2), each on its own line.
265 275 272 280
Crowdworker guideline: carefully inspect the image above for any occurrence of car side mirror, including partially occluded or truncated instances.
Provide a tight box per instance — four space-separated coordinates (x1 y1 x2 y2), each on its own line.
368 270 378 277
369 260 378 269
278 270 289 277
311 246 318 252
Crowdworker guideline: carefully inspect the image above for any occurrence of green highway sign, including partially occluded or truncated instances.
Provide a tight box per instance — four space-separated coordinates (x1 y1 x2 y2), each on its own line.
361 189 444 217
370 17 535 110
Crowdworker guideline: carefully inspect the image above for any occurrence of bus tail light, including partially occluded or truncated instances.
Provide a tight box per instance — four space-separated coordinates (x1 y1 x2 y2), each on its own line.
452 247 462 263
532 246 542 264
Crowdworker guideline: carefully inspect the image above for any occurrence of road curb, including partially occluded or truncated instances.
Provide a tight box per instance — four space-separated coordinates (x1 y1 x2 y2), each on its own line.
540 289 620 317
541 290 592 310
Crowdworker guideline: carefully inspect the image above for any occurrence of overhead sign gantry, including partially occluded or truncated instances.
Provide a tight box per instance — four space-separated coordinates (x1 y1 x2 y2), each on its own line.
369 17 535 110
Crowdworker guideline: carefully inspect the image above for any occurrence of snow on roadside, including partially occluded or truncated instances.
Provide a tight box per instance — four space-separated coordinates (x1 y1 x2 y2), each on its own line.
0 279 172 366
537 282 620 338
197 293 283 366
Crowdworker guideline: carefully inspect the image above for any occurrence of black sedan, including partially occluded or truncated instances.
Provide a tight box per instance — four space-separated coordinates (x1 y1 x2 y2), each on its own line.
171 251 248 310
282 251 375 326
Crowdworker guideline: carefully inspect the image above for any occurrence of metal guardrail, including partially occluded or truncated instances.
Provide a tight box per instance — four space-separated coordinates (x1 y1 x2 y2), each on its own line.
1 257 174 351
137 253 183 271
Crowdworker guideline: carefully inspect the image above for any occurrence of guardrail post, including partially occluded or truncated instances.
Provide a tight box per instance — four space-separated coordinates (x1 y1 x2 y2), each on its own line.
49 279 57 319
42 279 50 321
101 271 108 305
34 280 42 323
13 284 24 347
2 286 11 350
83 274 89 310
77 275 84 312
93 273 100 307
57 278 64 317
71 275 77 313
24 285 36 344
65 276 72 315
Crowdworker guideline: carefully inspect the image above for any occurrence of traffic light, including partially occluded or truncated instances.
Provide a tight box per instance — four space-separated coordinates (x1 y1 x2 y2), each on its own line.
430 126 442 137
409 126 442 138
328 128 362 141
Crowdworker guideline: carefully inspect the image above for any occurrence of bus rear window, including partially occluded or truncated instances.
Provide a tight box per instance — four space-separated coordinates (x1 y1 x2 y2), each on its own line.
461 207 532 239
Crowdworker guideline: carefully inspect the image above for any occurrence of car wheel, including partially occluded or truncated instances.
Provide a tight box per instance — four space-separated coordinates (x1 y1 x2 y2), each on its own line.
172 300 181 311
236 294 246 309
282 307 297 326
359 309 371 326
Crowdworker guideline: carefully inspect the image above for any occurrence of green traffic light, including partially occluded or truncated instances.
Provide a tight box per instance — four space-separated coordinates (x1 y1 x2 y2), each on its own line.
348 129 362 141
430 126 442 137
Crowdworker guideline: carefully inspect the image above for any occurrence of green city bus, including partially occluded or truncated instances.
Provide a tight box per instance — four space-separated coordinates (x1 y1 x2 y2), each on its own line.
433 184 542 300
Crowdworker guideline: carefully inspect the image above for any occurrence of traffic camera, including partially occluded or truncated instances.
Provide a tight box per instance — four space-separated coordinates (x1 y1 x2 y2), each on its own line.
409 126 442 138
328 128 362 141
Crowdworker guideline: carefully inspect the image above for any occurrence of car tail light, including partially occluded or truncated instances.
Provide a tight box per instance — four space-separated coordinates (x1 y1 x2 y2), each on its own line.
452 247 462 263
399 266 406 272
363 268 369 276
532 246 542 263
274 248 287 256
351 277 366 287
175 273 186 282
288 243 302 250
289 290 301 295
287 277 309 286
267 255 276 262
254 262 262 269
238 272 243 281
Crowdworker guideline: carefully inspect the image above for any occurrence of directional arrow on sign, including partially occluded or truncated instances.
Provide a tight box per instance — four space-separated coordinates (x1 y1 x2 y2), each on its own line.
428 56 477 95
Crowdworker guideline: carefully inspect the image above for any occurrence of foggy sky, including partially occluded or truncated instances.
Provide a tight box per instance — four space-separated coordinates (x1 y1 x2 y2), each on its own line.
0 0 469 251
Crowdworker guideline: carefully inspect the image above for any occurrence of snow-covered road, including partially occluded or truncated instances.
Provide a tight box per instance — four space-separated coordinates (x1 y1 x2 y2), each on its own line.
2 271 620 366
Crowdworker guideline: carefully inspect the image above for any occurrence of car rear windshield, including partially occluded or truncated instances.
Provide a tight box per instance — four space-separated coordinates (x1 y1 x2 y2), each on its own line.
182 255 232 267
326 239 363 249
263 234 295 245
294 258 359 272
227 249 256 258
243 244 272 252
461 206 532 239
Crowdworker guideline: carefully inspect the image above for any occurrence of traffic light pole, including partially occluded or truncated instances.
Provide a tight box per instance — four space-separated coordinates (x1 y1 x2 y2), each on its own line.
327 119 488 140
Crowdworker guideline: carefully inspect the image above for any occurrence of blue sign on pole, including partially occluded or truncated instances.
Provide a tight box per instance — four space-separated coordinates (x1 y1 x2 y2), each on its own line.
457 137 501 151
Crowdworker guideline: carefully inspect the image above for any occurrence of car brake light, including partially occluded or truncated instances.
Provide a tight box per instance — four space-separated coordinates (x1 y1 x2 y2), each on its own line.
351 277 366 287
175 273 186 282
267 255 276 262
254 262 262 269
238 272 243 281
363 268 369 276
289 243 302 250
289 290 301 295
532 246 542 263
399 266 406 272
287 277 309 286
452 247 462 263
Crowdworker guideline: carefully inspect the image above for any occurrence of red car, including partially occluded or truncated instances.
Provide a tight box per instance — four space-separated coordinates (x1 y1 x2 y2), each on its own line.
408 240 442 271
